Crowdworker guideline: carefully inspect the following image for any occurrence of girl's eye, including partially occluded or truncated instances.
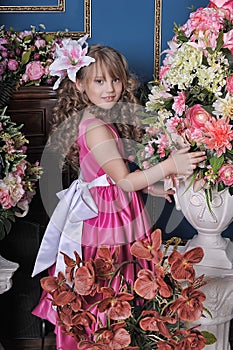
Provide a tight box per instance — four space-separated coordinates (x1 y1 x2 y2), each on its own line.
113 78 120 83
95 79 103 84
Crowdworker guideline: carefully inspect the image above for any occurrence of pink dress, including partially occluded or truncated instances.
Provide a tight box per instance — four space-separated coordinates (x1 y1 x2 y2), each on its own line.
32 118 152 349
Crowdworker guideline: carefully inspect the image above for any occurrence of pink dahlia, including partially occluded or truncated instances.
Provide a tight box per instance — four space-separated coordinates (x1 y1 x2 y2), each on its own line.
202 118 233 157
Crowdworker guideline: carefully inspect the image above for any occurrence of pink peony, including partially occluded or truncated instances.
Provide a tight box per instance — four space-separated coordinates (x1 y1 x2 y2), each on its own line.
7 59 18 71
25 61 44 81
219 164 233 186
186 104 212 129
226 75 233 94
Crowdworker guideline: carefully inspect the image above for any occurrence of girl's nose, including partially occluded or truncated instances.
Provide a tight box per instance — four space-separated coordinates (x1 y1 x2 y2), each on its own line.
106 81 114 92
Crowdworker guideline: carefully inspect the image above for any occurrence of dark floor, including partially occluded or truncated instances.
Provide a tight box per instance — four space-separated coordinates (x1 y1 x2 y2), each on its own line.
0 332 56 350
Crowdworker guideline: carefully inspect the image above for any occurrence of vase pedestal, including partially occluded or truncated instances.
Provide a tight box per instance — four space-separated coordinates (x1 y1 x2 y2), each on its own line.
184 235 233 269
174 182 233 269
194 265 233 350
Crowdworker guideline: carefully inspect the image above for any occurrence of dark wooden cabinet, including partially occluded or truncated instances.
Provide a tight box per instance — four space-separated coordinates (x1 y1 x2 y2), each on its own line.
7 86 58 229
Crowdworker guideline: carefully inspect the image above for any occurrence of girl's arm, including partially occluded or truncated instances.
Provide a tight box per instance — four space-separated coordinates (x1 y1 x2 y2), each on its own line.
85 121 206 192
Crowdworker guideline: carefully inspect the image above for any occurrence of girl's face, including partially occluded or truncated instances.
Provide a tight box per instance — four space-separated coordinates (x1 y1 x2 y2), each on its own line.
77 63 123 109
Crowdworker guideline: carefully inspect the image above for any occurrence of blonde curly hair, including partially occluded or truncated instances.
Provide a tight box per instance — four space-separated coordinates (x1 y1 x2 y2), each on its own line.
49 44 144 174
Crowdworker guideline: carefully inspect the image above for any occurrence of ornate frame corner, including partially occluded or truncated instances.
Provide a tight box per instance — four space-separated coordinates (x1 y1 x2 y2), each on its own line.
0 0 65 12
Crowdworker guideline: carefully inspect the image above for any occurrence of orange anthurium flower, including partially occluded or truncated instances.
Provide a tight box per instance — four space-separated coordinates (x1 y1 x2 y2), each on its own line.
134 266 172 300
98 287 133 321
74 260 97 296
130 229 163 264
168 247 204 282
170 286 206 322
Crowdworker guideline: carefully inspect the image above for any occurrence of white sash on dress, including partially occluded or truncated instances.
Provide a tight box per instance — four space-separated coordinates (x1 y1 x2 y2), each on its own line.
31 174 112 277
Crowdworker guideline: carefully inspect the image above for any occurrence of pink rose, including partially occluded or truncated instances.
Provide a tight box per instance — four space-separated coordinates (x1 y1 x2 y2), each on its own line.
186 104 212 129
219 164 233 186
25 61 44 81
7 59 18 71
226 75 233 94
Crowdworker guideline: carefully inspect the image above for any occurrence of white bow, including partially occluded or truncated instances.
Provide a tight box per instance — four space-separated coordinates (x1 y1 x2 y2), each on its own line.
32 174 112 277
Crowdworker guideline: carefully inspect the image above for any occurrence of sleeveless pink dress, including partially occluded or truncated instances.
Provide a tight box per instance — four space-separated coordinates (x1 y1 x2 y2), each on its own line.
32 118 152 349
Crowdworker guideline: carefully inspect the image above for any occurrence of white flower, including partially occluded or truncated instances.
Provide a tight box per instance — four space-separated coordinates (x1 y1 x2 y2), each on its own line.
213 93 233 119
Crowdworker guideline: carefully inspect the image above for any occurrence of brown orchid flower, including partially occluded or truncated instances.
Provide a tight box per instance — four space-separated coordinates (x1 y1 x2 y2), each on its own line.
168 247 204 282
139 310 177 338
157 342 175 350
97 286 134 320
94 246 119 280
61 250 81 282
74 259 98 296
95 322 131 349
40 271 70 297
78 340 109 349
173 327 206 349
169 285 206 322
134 265 172 300
130 228 163 264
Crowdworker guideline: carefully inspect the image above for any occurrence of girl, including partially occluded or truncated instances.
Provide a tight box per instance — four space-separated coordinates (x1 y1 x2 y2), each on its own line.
32 37 206 349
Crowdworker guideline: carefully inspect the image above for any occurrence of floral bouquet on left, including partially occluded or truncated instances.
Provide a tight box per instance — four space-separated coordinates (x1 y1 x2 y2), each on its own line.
0 24 65 87
0 107 43 239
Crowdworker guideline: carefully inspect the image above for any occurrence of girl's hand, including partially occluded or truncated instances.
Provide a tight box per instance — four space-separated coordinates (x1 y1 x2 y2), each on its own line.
143 183 175 203
170 148 206 176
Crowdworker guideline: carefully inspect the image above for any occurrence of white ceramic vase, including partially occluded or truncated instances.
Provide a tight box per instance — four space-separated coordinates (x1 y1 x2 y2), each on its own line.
174 180 233 269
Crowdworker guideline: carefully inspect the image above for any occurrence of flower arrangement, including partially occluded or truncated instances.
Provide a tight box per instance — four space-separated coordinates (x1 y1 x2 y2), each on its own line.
0 24 65 87
0 107 43 239
41 229 216 349
137 0 233 205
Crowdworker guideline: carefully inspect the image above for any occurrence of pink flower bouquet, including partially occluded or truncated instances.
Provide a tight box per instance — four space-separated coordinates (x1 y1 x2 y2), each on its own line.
0 24 64 87
0 107 43 239
138 0 233 204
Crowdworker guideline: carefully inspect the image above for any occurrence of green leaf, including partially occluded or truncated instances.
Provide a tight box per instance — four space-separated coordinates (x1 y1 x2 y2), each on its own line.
202 331 217 345
209 155 224 174
21 50 31 65
216 30 224 51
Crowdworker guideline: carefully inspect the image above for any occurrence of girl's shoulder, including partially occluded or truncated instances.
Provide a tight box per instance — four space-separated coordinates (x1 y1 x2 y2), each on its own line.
79 117 118 138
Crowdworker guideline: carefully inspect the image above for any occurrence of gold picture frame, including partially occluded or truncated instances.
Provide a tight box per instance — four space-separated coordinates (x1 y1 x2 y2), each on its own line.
154 0 162 80
0 0 65 12
0 0 91 37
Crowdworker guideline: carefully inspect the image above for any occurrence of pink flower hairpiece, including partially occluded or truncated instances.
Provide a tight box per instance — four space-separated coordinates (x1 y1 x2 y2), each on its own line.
49 34 95 90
